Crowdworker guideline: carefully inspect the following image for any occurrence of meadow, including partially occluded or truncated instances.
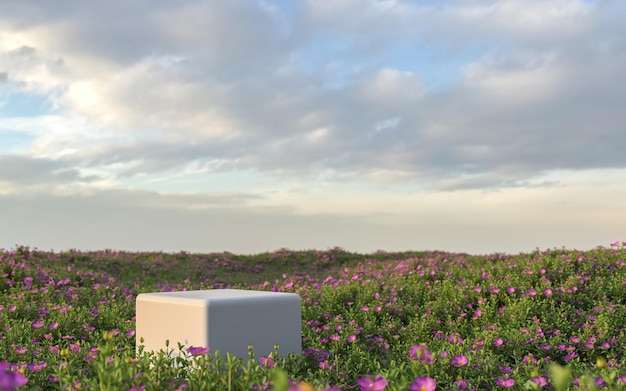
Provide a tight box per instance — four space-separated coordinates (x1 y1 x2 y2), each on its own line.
1 242 626 390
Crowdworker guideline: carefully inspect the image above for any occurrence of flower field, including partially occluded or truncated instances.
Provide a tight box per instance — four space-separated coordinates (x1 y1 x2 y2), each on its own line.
2 242 626 390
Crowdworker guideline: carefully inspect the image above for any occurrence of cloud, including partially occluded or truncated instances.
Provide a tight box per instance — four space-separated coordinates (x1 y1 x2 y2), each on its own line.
0 155 96 186
0 43 68 93
1 0 625 193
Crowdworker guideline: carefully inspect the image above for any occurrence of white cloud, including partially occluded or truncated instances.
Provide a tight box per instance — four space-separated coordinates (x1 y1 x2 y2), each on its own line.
2 0 623 190
448 0 593 36
59 58 243 141
462 51 563 104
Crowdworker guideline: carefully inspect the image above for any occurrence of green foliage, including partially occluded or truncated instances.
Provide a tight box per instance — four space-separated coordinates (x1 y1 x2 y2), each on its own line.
2 243 626 389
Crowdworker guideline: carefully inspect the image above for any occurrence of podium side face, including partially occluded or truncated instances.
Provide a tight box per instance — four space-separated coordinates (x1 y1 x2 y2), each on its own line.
206 295 302 357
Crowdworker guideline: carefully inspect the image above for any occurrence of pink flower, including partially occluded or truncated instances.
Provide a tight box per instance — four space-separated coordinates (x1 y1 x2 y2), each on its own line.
489 286 501 294
531 377 547 387
495 377 515 388
31 320 44 329
259 356 275 368
409 344 434 364
410 377 436 391
186 346 209 356
450 355 468 367
356 374 388 391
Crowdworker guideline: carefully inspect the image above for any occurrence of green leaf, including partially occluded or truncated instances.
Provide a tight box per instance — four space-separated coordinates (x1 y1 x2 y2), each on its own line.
549 364 571 391
271 368 290 391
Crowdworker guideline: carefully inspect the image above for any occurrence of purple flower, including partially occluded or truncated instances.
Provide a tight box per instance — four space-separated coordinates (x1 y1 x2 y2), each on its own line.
495 377 515 388
493 338 504 346
410 377 436 391
499 366 513 374
450 355 468 367
0 361 29 390
409 344 434 364
26 362 46 372
356 374 388 391
564 352 579 362
186 346 209 356
23 277 33 288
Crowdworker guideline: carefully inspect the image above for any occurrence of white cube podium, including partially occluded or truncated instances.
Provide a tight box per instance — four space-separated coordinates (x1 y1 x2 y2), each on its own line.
136 289 301 359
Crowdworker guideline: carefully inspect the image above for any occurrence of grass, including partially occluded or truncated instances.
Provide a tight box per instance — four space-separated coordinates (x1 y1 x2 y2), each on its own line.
1 242 626 390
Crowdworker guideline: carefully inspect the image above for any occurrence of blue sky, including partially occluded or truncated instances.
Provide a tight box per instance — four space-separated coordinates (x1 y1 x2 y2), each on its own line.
1 0 625 254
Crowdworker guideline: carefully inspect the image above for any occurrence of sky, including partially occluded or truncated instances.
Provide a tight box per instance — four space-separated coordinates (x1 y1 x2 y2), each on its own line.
1 0 625 255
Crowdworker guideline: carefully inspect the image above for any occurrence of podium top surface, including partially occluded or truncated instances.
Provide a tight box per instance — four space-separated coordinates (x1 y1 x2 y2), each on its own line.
137 289 300 306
